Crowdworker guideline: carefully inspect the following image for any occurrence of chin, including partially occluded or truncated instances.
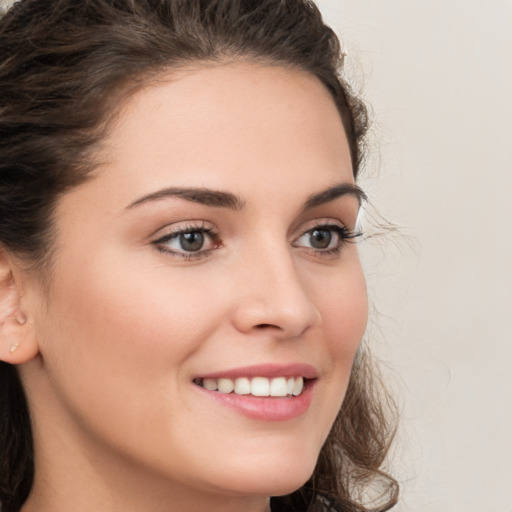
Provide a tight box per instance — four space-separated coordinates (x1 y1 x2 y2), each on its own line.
221 471 314 499
209 446 319 498
265 473 313 498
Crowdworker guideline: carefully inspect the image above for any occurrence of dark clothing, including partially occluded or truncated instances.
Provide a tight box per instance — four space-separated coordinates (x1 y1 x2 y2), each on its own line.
271 491 343 512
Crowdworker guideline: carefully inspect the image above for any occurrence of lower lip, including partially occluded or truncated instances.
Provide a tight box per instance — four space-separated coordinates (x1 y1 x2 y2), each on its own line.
195 380 315 422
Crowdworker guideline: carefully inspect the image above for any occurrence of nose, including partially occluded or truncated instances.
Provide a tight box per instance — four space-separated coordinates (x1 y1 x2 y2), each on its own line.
231 246 321 339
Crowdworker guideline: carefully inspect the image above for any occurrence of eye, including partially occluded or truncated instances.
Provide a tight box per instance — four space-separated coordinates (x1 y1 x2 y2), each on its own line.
305 227 336 250
175 231 205 252
152 222 220 259
293 223 360 255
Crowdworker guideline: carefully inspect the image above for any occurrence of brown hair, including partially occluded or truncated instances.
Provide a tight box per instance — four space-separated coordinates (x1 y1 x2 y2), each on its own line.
0 1 398 511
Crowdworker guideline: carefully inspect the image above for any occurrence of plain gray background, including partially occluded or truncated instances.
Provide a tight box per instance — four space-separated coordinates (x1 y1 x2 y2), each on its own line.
317 1 512 510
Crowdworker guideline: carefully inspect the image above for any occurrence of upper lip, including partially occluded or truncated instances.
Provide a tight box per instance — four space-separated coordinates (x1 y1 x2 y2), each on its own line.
194 363 318 381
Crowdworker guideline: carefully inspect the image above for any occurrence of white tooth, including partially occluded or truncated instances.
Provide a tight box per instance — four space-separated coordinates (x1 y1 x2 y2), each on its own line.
286 377 295 395
203 378 218 391
270 377 288 397
251 377 270 397
234 377 251 395
292 377 304 396
218 378 235 394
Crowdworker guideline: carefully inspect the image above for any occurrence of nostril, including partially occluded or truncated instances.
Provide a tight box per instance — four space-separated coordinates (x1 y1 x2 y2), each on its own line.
255 323 280 330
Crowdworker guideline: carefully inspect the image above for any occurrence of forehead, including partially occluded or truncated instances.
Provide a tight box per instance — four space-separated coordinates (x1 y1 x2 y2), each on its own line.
90 62 354 208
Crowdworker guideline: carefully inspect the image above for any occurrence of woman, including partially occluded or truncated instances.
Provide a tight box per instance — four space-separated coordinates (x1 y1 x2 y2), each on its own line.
0 1 397 511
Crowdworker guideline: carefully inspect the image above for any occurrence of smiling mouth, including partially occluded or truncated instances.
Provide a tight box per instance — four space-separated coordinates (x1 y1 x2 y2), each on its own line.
193 376 307 397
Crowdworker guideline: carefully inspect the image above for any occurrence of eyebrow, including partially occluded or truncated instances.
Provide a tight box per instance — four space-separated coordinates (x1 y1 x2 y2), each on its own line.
126 187 246 211
126 182 366 211
302 183 367 211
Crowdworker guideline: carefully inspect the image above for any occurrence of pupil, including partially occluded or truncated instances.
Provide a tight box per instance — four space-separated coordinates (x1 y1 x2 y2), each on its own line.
180 231 204 251
310 229 331 249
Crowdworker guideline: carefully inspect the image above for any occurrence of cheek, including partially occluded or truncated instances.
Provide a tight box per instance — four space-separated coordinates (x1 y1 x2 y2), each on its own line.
31 254 245 487
300 258 368 442
317 261 368 360
35 253 226 427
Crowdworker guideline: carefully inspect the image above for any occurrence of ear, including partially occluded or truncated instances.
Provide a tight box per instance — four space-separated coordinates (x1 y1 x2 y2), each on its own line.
0 249 39 364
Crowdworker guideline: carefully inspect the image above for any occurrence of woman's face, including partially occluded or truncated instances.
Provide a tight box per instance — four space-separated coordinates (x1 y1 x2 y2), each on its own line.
21 63 367 507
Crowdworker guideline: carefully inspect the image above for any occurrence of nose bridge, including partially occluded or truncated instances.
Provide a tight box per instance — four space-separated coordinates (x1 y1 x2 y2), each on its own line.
232 238 321 337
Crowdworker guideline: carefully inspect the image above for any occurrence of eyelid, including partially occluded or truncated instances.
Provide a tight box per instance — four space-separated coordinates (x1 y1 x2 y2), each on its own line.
291 218 346 239
150 219 215 240
151 220 221 259
292 218 362 256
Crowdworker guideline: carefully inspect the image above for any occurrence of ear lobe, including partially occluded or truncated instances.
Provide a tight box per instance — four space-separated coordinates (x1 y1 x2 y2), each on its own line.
0 250 39 364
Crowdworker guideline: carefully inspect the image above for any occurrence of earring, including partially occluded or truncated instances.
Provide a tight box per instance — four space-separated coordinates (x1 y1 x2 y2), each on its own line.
9 341 19 353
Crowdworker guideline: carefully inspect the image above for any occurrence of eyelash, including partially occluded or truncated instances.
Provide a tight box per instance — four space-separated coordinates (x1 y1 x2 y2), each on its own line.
293 224 361 257
152 221 221 261
152 222 362 261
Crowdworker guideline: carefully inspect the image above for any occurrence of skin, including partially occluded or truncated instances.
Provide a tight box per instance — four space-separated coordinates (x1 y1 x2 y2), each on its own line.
2 63 368 512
